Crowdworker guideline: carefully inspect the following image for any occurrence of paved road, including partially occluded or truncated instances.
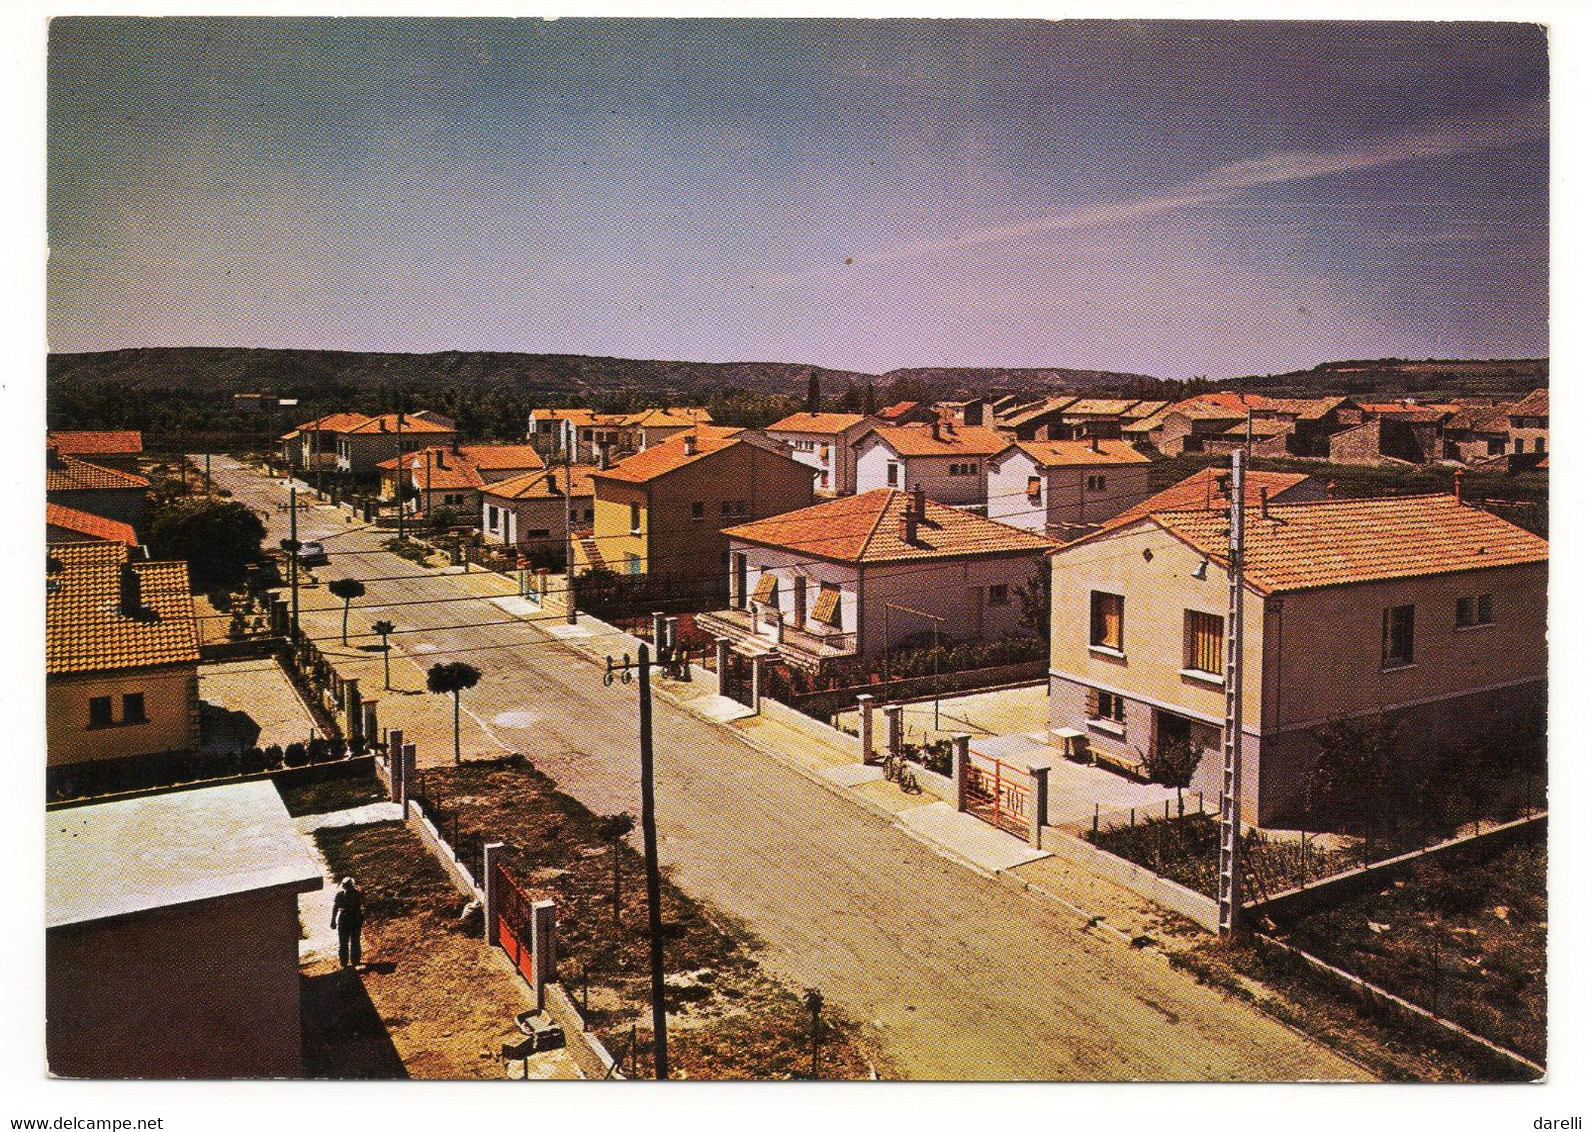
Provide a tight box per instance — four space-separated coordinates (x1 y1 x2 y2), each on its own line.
217 457 1368 1081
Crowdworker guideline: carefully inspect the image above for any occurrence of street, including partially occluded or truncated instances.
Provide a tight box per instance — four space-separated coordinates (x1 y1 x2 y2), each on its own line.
215 455 1368 1081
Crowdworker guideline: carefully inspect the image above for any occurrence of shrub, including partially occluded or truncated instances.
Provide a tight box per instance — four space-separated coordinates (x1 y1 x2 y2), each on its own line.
283 742 309 768
307 736 329 764
262 744 285 770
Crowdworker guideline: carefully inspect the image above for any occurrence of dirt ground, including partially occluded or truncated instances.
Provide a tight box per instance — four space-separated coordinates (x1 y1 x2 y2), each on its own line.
418 756 888 1080
310 821 566 1080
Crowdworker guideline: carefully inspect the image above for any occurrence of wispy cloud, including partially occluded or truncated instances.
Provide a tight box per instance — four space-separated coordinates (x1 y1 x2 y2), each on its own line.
767 100 1546 287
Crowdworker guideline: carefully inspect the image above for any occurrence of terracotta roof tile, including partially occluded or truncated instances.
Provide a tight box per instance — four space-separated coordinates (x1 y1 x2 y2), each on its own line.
1061 398 1139 416
484 465 601 500
876 400 923 419
1008 439 1151 467
291 412 373 434
344 413 456 435
998 397 1078 427
46 503 139 546
46 452 150 492
724 488 1056 564
765 411 871 435
1101 468 1315 531
46 543 200 675
1150 494 1547 593
47 430 143 456
860 424 1008 457
592 426 749 484
1509 388 1549 417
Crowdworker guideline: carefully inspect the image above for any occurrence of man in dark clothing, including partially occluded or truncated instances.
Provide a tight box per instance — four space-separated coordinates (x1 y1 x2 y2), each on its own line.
331 876 365 968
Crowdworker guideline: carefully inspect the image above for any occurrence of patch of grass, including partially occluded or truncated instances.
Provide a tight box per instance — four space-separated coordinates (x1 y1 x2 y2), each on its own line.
277 770 389 817
315 821 458 921
384 537 434 566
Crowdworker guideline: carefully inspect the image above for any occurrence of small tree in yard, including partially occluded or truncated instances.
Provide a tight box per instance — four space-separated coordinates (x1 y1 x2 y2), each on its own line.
328 577 366 645
427 661 481 764
1015 565 1051 641
372 619 396 689
1307 714 1401 834
147 498 266 592
596 812 636 927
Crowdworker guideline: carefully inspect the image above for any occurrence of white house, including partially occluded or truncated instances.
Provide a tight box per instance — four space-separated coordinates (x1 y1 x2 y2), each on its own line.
480 464 599 560
696 487 1055 671
762 411 878 495
852 422 1008 509
986 439 1152 539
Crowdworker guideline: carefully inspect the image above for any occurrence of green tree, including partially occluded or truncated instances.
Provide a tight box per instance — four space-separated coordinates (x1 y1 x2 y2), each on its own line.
371 619 396 689
146 498 267 591
1307 715 1400 832
328 577 366 645
427 661 481 764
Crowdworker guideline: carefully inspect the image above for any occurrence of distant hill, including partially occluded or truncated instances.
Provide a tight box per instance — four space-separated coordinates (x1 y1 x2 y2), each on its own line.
1224 358 1546 401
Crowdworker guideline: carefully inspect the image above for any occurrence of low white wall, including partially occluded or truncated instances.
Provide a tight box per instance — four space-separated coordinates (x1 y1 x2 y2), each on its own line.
1042 830 1220 931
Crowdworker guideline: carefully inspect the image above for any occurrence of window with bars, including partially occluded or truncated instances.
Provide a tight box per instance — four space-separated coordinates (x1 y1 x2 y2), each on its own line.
1089 591 1124 651
1087 687 1126 723
812 584 842 627
1382 604 1415 667
1184 610 1224 674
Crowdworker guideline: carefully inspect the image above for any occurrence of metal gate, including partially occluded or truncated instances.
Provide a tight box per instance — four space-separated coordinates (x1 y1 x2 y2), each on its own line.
966 752 1030 837
722 651 753 707
494 861 539 987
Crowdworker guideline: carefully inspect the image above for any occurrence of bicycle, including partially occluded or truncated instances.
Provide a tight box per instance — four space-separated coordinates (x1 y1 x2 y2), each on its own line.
883 753 922 795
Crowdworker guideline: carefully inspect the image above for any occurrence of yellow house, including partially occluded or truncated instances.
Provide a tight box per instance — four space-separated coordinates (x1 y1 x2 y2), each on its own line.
46 542 201 796
1049 491 1547 826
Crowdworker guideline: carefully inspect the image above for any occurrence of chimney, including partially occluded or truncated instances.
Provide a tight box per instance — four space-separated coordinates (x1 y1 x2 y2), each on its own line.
912 483 926 518
1326 480 1337 500
119 563 144 617
901 511 919 544
435 449 446 469
598 442 611 470
1259 486 1270 520
683 433 698 456
1453 467 1466 504
46 445 62 470
1089 435 1100 453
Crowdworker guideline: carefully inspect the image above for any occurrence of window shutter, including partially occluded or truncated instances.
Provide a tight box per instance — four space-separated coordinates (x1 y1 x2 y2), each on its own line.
1086 687 1100 716
752 572 779 604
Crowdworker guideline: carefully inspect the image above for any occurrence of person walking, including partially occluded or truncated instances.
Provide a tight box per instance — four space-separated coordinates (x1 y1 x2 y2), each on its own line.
331 876 365 969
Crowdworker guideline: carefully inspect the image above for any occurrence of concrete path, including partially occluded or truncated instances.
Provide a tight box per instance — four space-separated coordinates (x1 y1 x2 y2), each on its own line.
897 802 1051 872
214 456 1370 1081
295 801 404 965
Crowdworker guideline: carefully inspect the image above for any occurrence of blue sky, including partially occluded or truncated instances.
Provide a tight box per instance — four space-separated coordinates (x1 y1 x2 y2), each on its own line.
47 18 1548 378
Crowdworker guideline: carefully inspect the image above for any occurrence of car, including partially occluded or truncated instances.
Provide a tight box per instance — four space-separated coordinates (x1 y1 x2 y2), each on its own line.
296 540 329 567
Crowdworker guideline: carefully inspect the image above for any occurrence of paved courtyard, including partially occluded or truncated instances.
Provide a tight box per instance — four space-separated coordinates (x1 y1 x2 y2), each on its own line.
198 657 324 755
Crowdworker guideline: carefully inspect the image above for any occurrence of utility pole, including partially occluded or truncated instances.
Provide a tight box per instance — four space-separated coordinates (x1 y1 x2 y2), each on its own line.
395 410 406 541
287 486 300 640
204 452 212 497
1217 448 1246 937
564 450 577 625
602 646 668 1079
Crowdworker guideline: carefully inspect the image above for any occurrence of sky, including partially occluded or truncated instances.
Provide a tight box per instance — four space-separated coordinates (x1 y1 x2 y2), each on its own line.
47 18 1548 379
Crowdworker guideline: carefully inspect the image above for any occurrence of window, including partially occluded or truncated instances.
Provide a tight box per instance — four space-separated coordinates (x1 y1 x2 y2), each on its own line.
1087 474 1107 492
88 696 113 728
1026 475 1042 500
1455 596 1475 628
690 501 705 520
812 583 842 627
949 461 979 476
731 500 749 517
1382 604 1415 667
630 502 642 533
886 462 900 487
1184 610 1224 674
1089 591 1124 652
988 584 1010 606
626 553 641 576
122 693 147 724
1515 439 1525 454
487 505 500 529
721 500 733 517
1477 593 1494 624
1088 688 1126 724
1535 438 1546 454
751 572 779 604
526 529 551 539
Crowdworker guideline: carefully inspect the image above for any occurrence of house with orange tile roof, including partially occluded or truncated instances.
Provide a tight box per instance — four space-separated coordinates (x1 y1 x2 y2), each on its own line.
986 439 1152 539
46 542 202 795
480 464 600 562
853 422 1008 509
47 430 144 473
46 447 150 534
47 502 140 547
334 412 459 475
874 400 939 425
762 411 879 495
1505 387 1548 461
278 412 374 471
1099 467 1327 533
1047 488 1546 825
581 427 815 596
376 442 544 516
699 487 1055 670
527 407 600 461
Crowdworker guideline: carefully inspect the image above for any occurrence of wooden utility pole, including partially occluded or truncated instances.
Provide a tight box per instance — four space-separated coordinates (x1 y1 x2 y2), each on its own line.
395 410 406 541
564 451 578 625
603 645 669 1078
287 486 300 640
1217 448 1246 937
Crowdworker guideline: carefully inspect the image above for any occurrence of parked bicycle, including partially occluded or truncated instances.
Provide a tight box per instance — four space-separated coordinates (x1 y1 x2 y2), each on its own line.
883 753 922 795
